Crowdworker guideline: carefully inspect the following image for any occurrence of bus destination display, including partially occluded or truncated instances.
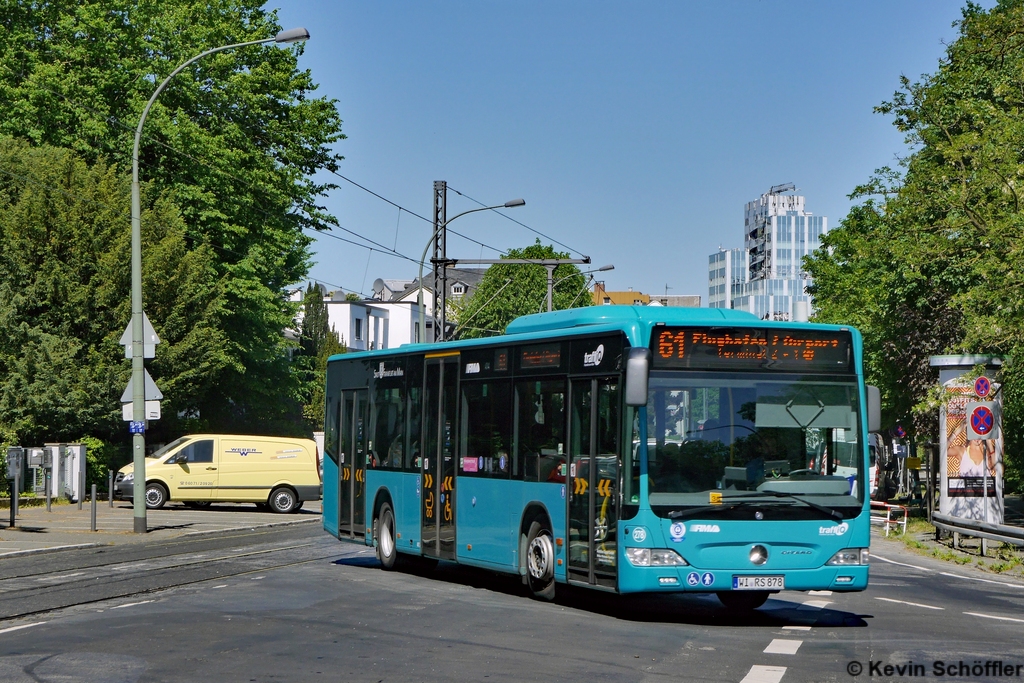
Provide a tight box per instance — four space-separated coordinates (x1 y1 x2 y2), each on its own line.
652 327 852 372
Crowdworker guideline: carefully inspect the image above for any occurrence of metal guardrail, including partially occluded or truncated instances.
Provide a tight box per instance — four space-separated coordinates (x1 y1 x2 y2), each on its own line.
932 512 1024 547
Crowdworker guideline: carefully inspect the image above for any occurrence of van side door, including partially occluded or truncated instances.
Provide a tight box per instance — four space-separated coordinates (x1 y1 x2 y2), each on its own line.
170 438 217 501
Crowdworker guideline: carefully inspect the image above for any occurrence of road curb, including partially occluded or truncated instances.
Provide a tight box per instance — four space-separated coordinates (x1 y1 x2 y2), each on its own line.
179 515 320 539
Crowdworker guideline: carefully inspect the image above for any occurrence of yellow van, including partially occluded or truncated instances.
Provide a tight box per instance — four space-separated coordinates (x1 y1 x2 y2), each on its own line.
114 434 320 513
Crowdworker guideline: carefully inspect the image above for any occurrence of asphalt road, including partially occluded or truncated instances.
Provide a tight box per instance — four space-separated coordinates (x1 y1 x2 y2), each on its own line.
1 525 1022 683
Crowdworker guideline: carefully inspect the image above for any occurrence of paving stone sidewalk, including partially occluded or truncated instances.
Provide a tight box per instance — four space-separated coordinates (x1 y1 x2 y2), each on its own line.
0 499 321 558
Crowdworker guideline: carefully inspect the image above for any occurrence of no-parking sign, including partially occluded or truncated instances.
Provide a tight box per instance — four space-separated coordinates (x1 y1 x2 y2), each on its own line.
974 376 992 398
966 401 999 440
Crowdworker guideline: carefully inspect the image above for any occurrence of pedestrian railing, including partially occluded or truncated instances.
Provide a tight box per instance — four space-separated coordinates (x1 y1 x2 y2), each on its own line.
871 501 908 536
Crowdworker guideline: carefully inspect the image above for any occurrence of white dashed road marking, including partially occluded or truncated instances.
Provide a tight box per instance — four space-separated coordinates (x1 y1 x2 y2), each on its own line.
871 554 932 571
807 590 832 596
740 665 787 683
965 612 1024 624
940 572 1024 589
875 597 943 610
782 626 811 631
0 622 46 635
764 639 802 655
799 599 831 610
111 600 154 610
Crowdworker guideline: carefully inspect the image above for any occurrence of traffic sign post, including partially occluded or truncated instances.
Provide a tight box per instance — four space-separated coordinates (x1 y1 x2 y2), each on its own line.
118 317 161 534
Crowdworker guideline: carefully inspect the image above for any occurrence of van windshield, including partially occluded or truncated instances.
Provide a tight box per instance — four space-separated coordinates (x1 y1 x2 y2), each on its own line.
147 437 189 459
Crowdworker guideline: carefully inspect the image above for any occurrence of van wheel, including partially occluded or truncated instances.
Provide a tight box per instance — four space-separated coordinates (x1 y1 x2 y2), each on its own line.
375 503 400 570
269 487 298 513
145 482 168 510
525 520 556 601
717 591 769 610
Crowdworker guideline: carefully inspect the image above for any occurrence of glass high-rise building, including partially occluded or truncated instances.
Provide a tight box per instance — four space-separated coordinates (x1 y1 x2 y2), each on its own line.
707 247 746 310
708 186 827 321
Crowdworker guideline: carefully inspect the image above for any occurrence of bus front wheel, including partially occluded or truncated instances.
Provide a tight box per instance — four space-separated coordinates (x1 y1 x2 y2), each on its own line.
375 503 400 570
717 591 769 610
526 520 556 601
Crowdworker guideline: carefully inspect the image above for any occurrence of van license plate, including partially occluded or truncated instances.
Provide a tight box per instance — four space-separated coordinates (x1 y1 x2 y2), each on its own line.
732 576 784 590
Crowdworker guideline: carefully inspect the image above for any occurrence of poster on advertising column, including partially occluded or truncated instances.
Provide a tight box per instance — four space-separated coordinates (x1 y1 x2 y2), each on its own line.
939 376 1003 524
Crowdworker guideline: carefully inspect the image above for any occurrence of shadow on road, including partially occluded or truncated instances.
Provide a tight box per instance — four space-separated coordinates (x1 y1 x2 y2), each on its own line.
331 554 871 628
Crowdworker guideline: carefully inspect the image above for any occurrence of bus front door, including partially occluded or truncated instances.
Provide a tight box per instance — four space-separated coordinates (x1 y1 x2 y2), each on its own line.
568 377 620 589
422 354 459 560
338 389 368 540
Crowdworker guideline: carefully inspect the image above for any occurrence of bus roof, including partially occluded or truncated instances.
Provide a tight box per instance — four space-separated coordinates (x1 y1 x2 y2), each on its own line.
505 305 759 335
326 306 861 364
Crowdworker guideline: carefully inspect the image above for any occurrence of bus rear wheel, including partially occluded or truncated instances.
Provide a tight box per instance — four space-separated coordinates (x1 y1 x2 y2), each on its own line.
526 520 556 601
717 591 769 610
375 503 400 570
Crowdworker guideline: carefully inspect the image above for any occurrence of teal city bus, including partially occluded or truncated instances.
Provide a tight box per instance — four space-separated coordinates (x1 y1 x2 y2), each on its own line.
322 306 880 609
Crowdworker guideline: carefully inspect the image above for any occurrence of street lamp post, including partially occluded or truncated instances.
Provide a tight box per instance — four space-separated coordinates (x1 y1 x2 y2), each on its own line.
129 27 310 533
416 198 525 344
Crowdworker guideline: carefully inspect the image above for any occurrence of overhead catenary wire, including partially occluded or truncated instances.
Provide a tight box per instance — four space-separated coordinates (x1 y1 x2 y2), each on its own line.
447 184 588 258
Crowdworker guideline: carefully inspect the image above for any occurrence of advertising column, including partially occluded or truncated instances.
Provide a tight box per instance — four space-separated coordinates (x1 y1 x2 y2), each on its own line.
930 355 1003 524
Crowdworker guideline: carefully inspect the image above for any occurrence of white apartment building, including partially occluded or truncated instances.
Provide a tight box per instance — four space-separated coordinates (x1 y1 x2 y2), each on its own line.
708 186 827 321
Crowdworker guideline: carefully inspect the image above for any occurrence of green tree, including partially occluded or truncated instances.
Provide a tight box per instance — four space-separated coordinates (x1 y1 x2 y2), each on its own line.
297 282 344 430
457 240 590 339
804 0 1024 489
0 138 231 453
0 1 344 433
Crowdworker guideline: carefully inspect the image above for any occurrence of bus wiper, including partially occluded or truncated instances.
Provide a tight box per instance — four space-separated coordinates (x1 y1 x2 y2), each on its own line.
717 490 844 520
666 502 753 520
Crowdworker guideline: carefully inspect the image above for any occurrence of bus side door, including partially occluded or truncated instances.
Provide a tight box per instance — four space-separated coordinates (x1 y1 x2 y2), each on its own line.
422 354 459 560
568 377 620 589
338 389 368 540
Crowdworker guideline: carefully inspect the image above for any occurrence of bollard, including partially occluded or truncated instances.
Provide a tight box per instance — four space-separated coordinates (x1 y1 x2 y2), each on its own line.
108 470 114 508
46 469 51 512
11 467 19 528
91 483 97 532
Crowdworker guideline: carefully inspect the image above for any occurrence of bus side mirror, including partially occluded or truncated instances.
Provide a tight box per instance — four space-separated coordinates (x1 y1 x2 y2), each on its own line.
866 385 881 433
625 347 651 407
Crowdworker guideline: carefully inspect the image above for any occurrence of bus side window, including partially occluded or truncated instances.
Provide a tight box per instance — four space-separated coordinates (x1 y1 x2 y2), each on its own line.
461 380 512 478
516 379 566 483
372 384 404 469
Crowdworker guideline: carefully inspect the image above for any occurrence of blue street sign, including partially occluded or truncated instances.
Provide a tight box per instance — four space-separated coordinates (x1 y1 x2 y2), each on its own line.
129 421 145 435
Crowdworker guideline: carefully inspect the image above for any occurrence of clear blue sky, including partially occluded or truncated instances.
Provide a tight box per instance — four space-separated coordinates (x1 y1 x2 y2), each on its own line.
268 1 987 301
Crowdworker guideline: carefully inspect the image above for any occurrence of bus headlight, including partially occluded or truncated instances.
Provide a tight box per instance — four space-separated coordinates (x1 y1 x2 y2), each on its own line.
827 548 869 565
625 548 688 567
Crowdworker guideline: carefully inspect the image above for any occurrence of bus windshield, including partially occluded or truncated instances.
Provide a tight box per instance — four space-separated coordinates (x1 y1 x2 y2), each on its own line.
646 372 864 517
